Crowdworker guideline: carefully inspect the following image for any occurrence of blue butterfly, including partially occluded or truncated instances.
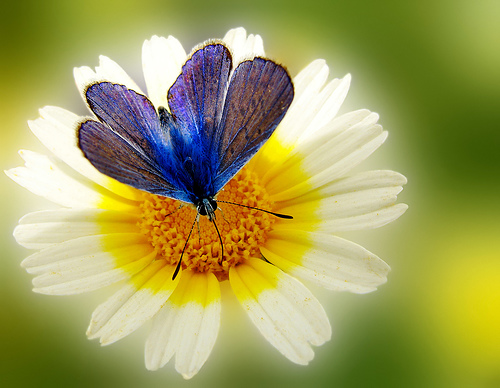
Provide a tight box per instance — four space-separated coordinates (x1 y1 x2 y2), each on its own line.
78 43 294 276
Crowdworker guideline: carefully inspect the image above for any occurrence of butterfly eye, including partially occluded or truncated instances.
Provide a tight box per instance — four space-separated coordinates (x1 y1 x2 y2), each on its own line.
197 203 207 216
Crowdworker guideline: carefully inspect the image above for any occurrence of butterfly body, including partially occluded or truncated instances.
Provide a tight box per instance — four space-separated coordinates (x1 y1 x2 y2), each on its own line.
78 43 294 218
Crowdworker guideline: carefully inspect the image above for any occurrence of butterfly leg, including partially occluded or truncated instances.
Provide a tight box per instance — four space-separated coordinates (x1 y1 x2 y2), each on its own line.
217 205 230 225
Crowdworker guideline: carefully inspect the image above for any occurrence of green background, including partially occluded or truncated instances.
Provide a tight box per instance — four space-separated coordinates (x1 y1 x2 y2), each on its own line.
1 0 499 387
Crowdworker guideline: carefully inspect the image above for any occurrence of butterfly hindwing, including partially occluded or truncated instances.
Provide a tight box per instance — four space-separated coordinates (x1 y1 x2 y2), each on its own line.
212 57 294 191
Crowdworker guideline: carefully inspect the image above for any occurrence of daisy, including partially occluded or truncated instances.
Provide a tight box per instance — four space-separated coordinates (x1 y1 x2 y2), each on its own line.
6 27 407 379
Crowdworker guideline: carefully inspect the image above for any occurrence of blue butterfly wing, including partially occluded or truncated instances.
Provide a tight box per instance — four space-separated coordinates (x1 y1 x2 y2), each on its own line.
167 43 231 140
85 82 166 155
166 43 294 195
212 58 294 191
78 83 191 202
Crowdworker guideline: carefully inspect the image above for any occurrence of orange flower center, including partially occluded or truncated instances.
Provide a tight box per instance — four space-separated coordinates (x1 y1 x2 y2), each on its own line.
137 167 276 281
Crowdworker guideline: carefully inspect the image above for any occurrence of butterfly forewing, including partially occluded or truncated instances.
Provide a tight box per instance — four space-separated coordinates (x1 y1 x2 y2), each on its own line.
79 83 190 201
79 119 183 197
167 43 232 140
86 83 169 157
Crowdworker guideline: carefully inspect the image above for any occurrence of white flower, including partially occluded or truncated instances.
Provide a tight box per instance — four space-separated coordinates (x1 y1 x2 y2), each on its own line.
6 27 407 379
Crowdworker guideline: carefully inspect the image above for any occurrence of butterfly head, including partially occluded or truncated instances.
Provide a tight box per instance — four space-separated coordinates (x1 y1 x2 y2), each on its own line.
196 197 218 222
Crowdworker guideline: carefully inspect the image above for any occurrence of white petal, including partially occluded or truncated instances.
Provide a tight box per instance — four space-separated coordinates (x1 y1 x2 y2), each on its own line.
299 74 351 140
95 56 143 93
230 259 331 365
318 203 409 232
262 230 390 293
317 169 408 196
266 123 388 201
74 56 143 103
32 253 154 295
87 261 179 345
21 233 145 272
306 129 388 185
145 271 221 379
223 27 247 53
28 106 139 200
272 59 330 146
6 150 136 211
272 167 407 232
21 234 154 295
240 33 265 59
145 291 177 370
270 73 352 149
145 297 177 370
223 27 265 65
73 65 97 97
14 208 140 249
253 62 352 175
259 109 376 184
279 186 404 223
294 113 382 169
142 35 186 109
278 169 407 208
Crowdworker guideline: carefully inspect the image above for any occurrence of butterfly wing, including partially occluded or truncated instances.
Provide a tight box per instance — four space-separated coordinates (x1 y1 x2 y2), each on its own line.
166 44 294 195
212 57 294 191
165 43 232 200
167 43 231 141
78 82 191 201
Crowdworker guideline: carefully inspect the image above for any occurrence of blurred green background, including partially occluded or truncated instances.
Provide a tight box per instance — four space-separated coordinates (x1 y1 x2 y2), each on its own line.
1 0 499 387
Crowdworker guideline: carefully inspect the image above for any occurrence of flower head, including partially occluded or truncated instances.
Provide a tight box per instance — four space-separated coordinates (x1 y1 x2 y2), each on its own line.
6 27 407 379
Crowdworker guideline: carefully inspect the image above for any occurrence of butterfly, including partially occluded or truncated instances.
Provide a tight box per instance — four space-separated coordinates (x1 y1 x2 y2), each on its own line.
78 42 294 277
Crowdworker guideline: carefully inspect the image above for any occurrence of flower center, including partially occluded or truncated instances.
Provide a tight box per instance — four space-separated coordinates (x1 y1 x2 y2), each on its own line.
137 167 276 281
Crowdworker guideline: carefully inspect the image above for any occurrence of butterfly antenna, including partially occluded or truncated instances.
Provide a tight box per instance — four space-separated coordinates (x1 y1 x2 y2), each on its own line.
216 200 293 219
172 214 198 280
211 219 224 265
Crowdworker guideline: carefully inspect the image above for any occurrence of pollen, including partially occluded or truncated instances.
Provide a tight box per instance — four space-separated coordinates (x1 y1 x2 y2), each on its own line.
137 167 277 281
